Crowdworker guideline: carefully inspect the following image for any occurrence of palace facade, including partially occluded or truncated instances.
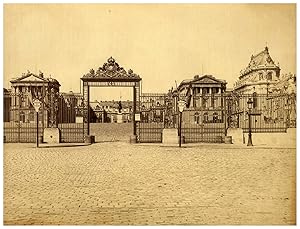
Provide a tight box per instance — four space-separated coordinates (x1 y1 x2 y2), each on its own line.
6 71 60 127
174 74 227 125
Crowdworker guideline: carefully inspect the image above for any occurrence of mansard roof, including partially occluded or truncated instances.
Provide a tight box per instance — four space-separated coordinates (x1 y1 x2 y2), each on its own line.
240 47 280 78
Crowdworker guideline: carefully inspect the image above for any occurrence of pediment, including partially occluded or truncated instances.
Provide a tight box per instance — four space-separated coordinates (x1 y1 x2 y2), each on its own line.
11 73 47 83
19 75 46 82
193 75 224 84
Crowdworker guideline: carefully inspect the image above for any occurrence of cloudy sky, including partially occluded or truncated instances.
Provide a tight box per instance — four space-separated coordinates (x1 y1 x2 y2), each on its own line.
4 4 296 100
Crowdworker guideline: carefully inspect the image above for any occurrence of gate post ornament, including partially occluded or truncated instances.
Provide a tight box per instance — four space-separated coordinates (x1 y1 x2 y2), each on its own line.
32 99 42 112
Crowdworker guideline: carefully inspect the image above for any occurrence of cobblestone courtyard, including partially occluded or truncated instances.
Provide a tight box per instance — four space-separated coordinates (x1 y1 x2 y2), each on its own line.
4 142 296 225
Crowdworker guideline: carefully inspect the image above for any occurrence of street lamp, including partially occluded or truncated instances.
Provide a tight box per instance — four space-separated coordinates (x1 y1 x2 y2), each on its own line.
247 98 253 146
178 100 186 147
32 99 42 148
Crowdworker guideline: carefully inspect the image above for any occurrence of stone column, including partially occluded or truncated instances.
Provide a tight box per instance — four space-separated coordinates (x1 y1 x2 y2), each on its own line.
16 86 19 107
192 87 195 108
12 86 15 107
199 88 202 108
208 87 212 108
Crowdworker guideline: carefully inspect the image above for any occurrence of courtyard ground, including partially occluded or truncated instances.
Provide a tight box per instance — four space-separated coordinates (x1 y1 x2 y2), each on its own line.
4 142 296 225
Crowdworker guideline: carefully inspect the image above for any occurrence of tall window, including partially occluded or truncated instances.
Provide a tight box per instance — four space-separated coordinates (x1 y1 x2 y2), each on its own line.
253 92 258 109
19 111 25 123
194 112 200 124
203 112 208 123
267 72 273 80
29 112 34 122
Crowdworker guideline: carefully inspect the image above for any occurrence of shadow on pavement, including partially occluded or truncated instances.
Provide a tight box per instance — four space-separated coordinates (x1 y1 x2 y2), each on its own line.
38 143 91 148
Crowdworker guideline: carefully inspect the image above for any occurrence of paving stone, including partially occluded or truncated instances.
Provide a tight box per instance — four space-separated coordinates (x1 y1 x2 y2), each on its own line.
4 142 296 225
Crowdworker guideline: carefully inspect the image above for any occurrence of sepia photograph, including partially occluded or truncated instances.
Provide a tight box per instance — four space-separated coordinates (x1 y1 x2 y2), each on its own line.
3 2 296 225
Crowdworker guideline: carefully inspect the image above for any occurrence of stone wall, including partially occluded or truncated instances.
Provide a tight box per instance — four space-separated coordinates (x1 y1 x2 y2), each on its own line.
228 128 296 148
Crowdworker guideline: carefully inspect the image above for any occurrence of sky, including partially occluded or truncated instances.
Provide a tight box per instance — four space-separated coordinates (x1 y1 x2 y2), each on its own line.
4 4 296 101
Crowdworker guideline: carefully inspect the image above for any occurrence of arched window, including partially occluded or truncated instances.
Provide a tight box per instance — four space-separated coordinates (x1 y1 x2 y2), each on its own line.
267 72 273 80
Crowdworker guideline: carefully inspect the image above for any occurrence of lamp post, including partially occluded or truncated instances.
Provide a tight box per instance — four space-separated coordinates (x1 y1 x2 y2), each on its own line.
32 99 42 148
247 98 253 146
178 100 186 147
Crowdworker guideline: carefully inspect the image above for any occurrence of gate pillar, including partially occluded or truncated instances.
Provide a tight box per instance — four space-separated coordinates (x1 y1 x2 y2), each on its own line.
133 85 137 136
83 82 90 139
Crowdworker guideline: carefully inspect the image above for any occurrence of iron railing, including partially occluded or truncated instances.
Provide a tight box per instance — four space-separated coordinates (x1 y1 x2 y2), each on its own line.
227 93 296 133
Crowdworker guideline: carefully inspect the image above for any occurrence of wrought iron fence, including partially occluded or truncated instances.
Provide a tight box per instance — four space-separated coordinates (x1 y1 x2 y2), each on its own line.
4 92 45 143
57 94 85 143
3 92 86 143
137 93 168 143
4 90 296 144
4 122 44 143
228 93 296 133
180 94 227 143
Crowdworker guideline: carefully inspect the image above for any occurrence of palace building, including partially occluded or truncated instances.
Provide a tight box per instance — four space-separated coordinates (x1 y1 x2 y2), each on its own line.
174 74 227 126
89 100 133 123
234 46 281 94
57 89 134 124
7 71 60 127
